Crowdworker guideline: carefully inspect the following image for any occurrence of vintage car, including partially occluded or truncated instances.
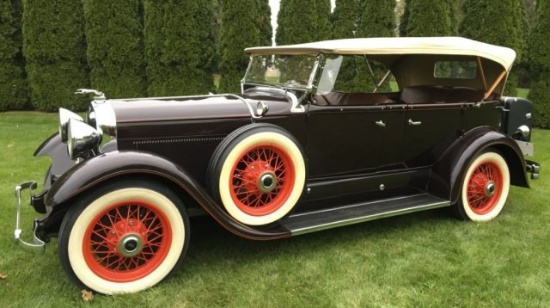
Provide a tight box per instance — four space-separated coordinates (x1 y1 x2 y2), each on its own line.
14 37 539 294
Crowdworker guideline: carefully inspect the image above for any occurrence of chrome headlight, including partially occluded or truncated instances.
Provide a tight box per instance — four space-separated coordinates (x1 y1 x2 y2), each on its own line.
59 108 83 142
67 118 102 159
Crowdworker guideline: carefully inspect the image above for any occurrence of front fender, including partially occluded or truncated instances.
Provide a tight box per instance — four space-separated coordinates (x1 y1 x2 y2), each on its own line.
34 133 75 188
428 126 529 204
45 150 291 241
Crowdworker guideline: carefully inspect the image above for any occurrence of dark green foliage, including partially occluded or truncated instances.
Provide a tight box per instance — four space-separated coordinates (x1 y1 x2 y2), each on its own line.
257 0 273 46
276 0 331 45
399 0 411 37
218 0 273 93
529 72 550 128
403 0 456 36
0 0 28 110
144 0 215 97
330 0 359 39
528 0 550 128
357 0 395 38
23 0 89 111
84 0 147 99
460 0 527 95
316 0 331 41
528 0 550 74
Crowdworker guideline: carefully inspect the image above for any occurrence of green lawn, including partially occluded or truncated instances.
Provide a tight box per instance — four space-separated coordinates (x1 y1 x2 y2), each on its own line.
0 112 549 307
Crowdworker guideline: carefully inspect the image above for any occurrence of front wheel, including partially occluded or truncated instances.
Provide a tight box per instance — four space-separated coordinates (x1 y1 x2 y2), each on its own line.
58 180 190 294
454 151 510 221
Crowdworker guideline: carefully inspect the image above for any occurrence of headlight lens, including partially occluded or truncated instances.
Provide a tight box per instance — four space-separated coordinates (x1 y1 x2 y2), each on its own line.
67 118 102 159
59 108 83 142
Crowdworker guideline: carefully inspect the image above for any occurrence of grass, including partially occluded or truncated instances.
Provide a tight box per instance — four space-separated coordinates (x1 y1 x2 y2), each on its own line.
1 112 549 307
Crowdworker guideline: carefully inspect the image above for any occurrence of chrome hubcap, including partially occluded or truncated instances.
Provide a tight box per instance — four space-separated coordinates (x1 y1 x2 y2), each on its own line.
485 181 496 197
118 234 144 257
258 172 277 193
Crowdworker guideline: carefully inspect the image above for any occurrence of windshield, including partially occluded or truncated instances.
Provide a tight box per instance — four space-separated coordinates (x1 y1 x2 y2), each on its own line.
244 55 317 89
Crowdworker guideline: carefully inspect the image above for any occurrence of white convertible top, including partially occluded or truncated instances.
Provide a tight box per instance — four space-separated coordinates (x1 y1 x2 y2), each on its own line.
245 37 517 72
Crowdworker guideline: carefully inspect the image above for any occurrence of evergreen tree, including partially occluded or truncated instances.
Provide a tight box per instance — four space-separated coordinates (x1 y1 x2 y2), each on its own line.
144 0 215 96
23 0 89 111
84 0 147 99
330 0 359 39
257 0 272 46
0 0 28 110
404 0 455 36
460 0 527 95
399 0 411 37
276 0 331 45
528 0 550 128
357 0 395 38
218 0 273 93
316 0 331 41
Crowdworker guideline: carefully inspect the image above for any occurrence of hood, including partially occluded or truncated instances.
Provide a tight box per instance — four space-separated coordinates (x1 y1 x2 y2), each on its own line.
109 95 252 124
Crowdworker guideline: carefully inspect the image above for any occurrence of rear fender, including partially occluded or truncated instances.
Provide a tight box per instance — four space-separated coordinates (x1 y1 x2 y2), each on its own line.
427 127 529 204
44 150 291 241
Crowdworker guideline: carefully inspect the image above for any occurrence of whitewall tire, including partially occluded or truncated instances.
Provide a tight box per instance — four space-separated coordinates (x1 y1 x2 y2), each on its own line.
457 151 510 221
58 180 189 294
209 124 306 226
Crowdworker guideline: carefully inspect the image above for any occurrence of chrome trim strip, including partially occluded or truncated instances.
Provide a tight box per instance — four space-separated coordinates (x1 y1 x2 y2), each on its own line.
289 201 450 236
14 181 46 253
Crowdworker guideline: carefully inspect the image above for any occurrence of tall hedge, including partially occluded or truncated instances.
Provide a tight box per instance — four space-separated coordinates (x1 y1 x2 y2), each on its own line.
23 0 89 111
331 0 360 39
218 0 272 93
84 0 147 99
0 0 28 110
402 0 456 36
528 0 550 128
257 0 273 46
276 0 331 45
357 0 395 38
144 0 215 97
460 0 527 96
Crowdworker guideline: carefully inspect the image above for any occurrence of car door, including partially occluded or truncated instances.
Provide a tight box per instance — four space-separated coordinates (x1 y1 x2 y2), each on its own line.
402 103 464 168
306 104 406 178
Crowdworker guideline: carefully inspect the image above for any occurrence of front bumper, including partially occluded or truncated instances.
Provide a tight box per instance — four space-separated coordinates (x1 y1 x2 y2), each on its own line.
14 181 46 253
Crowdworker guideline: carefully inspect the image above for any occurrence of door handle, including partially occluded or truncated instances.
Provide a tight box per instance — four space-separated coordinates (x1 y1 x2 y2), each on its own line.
374 120 386 128
408 119 422 126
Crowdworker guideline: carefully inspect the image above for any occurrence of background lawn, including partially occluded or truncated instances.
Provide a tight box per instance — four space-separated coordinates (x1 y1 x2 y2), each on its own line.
0 112 548 307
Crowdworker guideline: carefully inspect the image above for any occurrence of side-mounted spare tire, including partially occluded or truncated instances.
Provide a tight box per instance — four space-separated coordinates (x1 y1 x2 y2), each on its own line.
208 124 306 226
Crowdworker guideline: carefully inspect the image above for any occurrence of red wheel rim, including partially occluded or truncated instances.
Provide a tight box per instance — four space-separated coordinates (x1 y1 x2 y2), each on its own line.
230 144 296 216
83 200 172 282
466 160 504 215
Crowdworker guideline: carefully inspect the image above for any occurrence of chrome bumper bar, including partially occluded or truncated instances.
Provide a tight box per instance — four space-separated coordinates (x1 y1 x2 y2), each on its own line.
14 181 46 253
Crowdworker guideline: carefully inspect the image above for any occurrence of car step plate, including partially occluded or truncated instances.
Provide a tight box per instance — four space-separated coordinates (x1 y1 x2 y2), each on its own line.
282 193 450 236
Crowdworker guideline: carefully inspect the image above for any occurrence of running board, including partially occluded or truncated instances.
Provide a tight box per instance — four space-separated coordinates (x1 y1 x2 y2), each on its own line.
281 193 450 236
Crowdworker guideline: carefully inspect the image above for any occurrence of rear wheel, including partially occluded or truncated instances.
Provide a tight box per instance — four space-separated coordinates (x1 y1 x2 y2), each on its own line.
58 180 189 294
455 151 510 221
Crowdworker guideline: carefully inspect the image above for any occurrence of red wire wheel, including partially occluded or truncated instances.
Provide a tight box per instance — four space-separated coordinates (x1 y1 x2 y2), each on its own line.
83 200 172 282
210 124 306 226
230 144 296 216
58 181 189 294
458 151 510 221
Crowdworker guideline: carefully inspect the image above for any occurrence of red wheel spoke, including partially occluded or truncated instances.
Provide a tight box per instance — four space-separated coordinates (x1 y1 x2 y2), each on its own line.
83 198 173 282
